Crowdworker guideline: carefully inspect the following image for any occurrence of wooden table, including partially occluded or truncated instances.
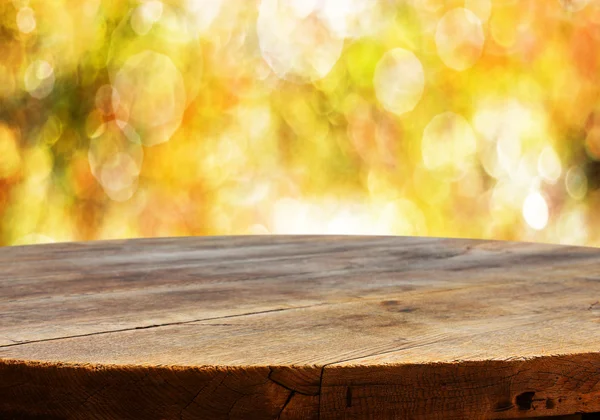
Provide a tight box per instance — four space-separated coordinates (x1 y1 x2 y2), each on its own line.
2 236 600 419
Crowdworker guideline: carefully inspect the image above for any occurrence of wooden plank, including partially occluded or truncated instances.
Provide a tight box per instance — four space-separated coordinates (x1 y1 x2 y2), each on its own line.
1 235 597 345
2 236 600 419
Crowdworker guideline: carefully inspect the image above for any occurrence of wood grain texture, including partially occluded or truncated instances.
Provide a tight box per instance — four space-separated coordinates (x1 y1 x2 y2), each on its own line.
2 235 600 419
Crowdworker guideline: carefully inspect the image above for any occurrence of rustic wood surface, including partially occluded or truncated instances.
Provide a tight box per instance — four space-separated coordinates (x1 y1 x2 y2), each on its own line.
2 235 600 419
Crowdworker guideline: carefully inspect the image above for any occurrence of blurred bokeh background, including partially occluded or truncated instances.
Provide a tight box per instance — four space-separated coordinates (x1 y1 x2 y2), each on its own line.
1 0 599 246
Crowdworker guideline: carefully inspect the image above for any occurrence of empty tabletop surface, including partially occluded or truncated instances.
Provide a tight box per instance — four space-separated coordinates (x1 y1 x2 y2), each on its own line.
2 235 600 419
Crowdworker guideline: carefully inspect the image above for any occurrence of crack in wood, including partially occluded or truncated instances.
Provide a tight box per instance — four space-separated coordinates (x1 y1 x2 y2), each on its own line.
277 391 295 419
268 367 320 396
318 366 324 420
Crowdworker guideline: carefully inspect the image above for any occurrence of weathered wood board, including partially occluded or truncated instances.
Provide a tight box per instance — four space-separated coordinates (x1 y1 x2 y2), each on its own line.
2 235 600 419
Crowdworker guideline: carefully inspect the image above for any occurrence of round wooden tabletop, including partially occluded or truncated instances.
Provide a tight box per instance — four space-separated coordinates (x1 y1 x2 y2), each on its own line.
2 235 600 419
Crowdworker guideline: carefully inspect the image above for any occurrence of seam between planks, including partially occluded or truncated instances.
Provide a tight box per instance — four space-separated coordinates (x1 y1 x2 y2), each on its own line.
0 302 332 349
2 276 589 350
